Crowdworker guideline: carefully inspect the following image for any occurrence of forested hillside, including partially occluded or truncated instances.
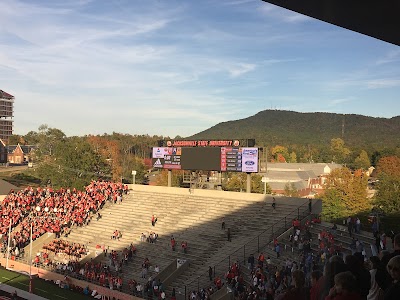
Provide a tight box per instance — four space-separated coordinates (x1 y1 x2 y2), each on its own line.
190 110 400 149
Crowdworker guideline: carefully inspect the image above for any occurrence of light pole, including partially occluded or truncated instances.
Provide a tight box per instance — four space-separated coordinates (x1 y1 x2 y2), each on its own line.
261 176 268 194
6 218 12 270
132 170 137 185
29 205 41 294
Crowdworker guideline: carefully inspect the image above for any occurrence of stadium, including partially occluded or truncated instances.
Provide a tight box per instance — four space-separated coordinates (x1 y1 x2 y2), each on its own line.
1 0 399 299
0 139 386 300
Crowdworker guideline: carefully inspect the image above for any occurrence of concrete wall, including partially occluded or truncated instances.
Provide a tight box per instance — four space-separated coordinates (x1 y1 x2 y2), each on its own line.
129 184 311 206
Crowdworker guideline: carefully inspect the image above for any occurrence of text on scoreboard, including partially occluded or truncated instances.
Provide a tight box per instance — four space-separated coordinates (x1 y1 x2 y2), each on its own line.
152 147 258 172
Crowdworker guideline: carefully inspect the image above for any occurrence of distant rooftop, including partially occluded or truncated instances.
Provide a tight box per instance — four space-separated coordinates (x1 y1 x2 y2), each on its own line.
0 90 14 100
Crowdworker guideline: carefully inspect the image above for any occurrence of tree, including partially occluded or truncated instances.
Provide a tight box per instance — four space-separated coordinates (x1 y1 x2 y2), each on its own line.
283 182 300 197
321 188 347 221
34 125 66 159
155 170 183 187
8 135 25 145
251 174 271 194
376 156 400 178
330 138 351 163
354 150 371 170
289 151 297 163
86 135 122 181
222 173 270 194
34 137 111 189
373 156 400 213
223 173 246 192
271 145 289 162
322 167 369 219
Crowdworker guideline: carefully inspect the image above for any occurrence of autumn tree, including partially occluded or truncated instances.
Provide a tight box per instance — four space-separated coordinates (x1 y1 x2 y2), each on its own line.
321 167 369 220
87 135 121 181
271 145 289 162
373 156 400 213
289 151 297 163
155 170 183 187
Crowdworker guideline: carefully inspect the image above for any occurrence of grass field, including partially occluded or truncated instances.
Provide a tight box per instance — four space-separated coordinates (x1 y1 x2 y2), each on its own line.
0 268 91 300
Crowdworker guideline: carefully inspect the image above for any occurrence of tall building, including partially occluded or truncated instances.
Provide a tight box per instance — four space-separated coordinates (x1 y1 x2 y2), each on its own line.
0 90 14 142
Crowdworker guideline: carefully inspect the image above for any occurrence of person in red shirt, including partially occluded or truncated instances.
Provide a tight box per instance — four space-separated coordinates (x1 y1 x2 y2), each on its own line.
310 270 324 300
258 252 265 268
214 276 222 289
171 236 176 251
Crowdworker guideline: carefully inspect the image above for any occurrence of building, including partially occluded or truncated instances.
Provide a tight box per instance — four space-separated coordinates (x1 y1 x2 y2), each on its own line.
265 162 343 197
7 144 36 164
0 90 14 142
0 139 7 164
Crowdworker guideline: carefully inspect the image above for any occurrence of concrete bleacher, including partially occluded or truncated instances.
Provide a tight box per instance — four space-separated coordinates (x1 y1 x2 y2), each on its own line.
54 184 311 296
274 219 379 269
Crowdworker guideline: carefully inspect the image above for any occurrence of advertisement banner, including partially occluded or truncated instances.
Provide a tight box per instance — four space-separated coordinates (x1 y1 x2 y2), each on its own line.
152 147 170 158
241 148 258 172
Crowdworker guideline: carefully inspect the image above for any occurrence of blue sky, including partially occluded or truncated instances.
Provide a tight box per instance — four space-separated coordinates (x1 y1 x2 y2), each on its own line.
1 0 399 137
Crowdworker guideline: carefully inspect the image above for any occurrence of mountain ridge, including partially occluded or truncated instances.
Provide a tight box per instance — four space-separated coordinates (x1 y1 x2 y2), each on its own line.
189 110 400 148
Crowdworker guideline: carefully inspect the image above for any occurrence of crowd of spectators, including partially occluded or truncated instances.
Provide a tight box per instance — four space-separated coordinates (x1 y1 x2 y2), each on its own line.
192 216 400 300
42 239 87 260
0 181 127 252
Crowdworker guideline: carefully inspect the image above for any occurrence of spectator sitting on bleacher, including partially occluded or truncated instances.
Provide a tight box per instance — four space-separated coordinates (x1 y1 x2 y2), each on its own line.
3 181 125 249
312 215 321 224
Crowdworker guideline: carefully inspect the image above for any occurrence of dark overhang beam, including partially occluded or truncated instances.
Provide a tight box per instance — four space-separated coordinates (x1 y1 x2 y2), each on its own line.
261 0 400 46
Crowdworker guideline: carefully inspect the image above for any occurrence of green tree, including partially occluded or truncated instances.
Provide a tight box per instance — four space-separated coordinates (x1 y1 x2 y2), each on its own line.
223 173 246 192
354 150 371 170
34 137 110 189
222 173 270 193
330 138 351 163
251 174 271 194
321 188 347 221
34 125 66 159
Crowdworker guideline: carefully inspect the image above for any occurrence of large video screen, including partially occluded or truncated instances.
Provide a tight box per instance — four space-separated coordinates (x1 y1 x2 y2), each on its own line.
151 147 258 172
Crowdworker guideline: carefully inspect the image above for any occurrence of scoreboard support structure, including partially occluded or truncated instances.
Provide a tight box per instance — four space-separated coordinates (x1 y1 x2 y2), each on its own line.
168 170 172 187
246 173 251 193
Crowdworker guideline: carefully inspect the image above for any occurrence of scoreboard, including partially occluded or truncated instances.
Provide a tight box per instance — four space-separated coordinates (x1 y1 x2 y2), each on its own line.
152 147 258 172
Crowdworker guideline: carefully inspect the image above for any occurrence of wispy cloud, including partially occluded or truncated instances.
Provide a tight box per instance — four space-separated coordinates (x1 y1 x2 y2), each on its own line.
222 0 256 6
375 49 400 65
366 79 400 89
328 98 354 106
1 0 399 137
